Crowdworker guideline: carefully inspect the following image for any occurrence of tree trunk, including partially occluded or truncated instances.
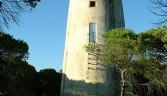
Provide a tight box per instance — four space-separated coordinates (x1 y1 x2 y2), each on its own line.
120 69 127 96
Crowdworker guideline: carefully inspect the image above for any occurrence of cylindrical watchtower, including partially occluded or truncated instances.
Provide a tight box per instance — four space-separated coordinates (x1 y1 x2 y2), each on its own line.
61 0 124 95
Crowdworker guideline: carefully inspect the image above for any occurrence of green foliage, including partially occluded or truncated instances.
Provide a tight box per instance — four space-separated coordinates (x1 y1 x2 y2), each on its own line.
84 27 167 96
0 59 38 95
0 0 40 30
23 0 41 8
0 31 29 60
0 32 63 95
149 0 167 25
38 68 62 96
0 32 37 95
84 43 100 53
101 28 139 68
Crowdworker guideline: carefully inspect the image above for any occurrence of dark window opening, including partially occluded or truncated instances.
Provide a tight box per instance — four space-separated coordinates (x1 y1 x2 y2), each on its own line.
89 1 96 7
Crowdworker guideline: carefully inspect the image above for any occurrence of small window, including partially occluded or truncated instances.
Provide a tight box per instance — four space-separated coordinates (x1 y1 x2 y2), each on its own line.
89 23 96 42
89 1 96 7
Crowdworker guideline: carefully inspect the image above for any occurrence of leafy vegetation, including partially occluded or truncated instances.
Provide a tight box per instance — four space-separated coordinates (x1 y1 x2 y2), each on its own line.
0 32 61 96
149 0 167 25
0 0 40 30
85 27 167 96
37 69 61 96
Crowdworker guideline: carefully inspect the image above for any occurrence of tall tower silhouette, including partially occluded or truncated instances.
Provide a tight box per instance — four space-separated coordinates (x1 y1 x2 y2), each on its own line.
61 0 125 95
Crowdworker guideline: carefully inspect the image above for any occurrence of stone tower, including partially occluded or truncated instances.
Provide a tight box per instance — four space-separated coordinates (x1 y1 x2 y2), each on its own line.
61 0 125 95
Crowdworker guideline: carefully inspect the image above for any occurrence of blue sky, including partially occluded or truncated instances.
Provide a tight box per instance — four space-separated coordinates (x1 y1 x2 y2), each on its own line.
6 0 160 71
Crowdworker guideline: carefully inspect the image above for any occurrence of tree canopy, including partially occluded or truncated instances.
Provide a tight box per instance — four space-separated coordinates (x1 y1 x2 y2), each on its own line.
37 68 62 96
0 32 62 95
85 27 167 96
149 0 167 25
102 27 167 96
0 31 29 60
0 31 38 95
0 0 40 30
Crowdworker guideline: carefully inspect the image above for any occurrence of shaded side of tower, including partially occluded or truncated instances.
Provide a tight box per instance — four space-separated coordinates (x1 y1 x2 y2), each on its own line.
61 0 125 96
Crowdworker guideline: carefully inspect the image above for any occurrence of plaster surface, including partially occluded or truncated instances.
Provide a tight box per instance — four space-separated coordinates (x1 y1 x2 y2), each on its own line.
61 0 125 95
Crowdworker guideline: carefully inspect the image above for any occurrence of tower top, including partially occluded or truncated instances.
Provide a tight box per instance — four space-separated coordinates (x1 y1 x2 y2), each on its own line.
68 0 124 29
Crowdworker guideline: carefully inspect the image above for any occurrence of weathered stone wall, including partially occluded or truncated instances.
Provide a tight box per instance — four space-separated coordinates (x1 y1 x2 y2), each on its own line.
61 0 125 95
